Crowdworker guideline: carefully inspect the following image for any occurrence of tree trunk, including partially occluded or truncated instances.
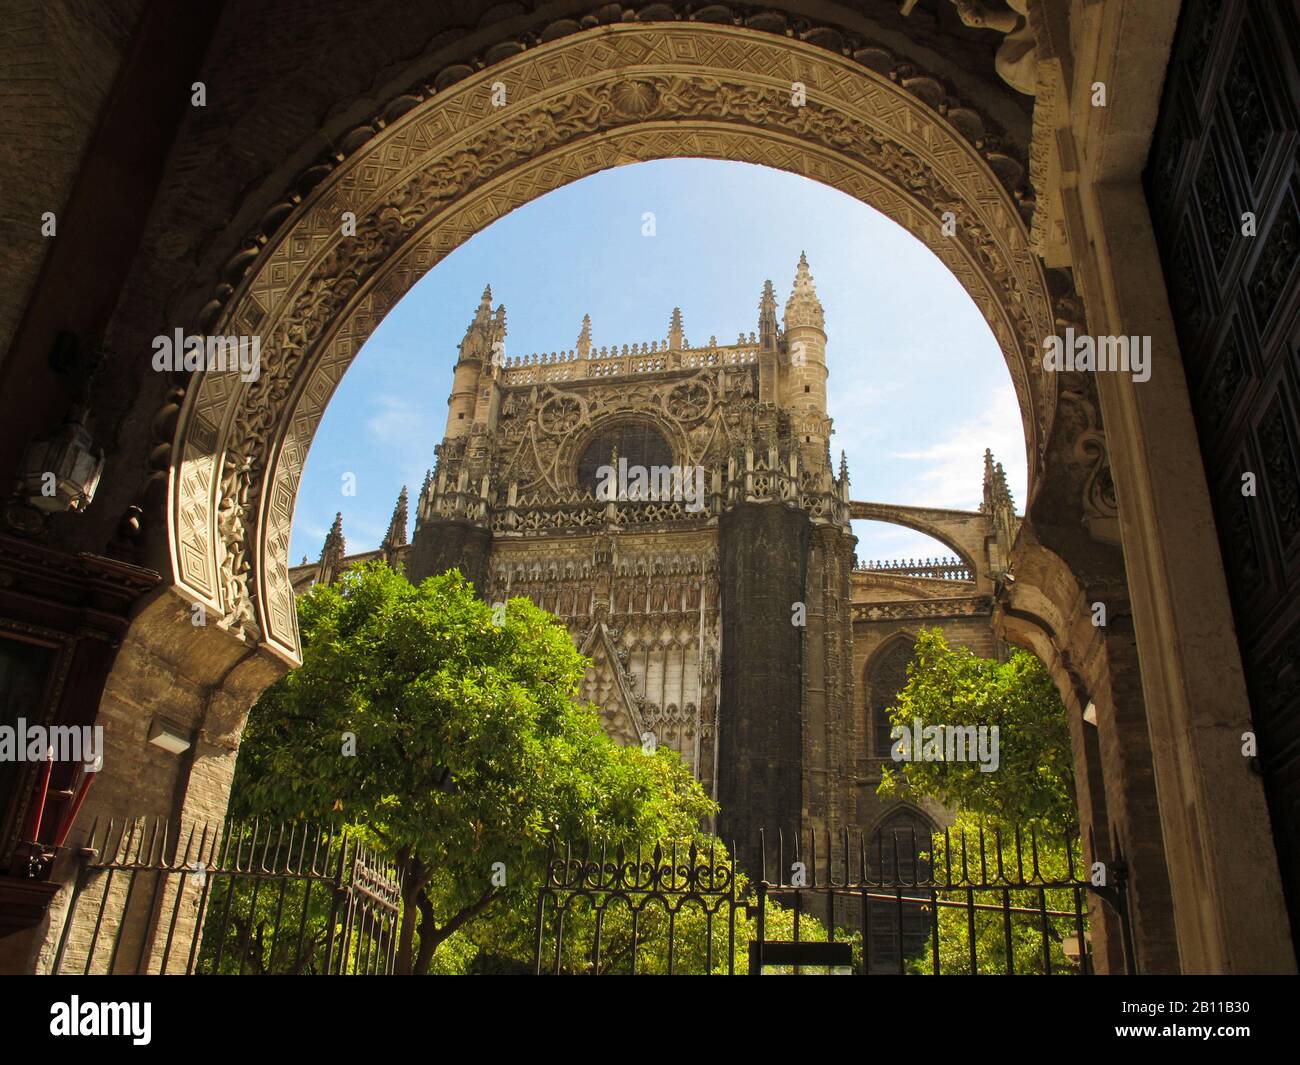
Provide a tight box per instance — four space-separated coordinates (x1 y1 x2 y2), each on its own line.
393 851 427 975
413 892 439 975
412 886 499 975
395 891 419 975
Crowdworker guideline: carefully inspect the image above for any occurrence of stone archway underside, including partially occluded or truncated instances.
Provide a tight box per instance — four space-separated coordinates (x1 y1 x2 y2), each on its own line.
169 22 1067 663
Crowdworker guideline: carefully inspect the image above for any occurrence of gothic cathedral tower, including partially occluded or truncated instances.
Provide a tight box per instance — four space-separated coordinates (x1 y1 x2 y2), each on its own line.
406 254 857 862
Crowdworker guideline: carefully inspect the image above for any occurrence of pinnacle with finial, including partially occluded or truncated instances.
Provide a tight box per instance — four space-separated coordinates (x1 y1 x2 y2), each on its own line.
472 284 494 325
320 511 346 566
668 307 684 349
577 313 592 357
383 486 408 549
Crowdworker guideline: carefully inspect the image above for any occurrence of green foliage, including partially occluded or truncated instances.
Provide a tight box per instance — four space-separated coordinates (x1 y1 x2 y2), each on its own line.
531 859 856 975
876 628 1076 831
230 562 715 973
871 629 1086 974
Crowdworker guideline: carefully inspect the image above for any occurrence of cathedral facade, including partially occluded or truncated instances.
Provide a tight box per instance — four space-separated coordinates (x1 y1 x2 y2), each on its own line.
291 255 1020 854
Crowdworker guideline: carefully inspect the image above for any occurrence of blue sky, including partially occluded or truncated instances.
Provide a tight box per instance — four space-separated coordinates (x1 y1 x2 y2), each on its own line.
290 158 1026 567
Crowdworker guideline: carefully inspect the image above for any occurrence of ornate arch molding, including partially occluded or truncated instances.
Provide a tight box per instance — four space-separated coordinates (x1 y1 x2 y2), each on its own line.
169 21 1070 663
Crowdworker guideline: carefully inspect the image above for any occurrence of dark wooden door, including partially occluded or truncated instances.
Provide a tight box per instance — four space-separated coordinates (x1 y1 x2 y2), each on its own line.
1146 0 1300 955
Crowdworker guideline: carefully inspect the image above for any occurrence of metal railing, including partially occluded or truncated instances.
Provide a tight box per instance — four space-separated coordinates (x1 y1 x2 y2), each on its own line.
51 818 402 975
534 825 1129 975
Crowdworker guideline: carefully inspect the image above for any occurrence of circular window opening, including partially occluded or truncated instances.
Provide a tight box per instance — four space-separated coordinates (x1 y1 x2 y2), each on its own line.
576 422 674 495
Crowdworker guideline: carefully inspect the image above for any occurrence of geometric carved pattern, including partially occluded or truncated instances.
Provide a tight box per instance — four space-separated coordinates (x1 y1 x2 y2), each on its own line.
169 22 1061 663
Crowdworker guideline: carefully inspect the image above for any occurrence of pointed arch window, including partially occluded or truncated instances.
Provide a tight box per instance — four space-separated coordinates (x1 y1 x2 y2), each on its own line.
867 638 914 758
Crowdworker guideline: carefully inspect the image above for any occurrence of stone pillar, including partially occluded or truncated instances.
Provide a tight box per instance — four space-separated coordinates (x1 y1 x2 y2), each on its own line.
1088 184 1295 972
1033 0 1295 972
717 502 808 871
801 523 856 850
34 587 287 973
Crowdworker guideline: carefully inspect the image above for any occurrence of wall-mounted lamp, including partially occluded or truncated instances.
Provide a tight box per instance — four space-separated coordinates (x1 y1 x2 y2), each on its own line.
148 717 192 755
1083 700 1098 726
6 333 107 533
16 410 104 513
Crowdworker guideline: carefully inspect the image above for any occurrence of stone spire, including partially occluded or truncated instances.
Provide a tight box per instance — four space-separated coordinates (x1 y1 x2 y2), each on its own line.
783 251 824 331
982 448 1014 513
981 448 1017 580
317 511 346 585
758 279 779 351
493 302 507 338
839 450 850 484
473 284 493 327
576 313 592 357
457 284 496 361
448 287 501 437
382 486 408 551
415 469 433 530
668 307 684 350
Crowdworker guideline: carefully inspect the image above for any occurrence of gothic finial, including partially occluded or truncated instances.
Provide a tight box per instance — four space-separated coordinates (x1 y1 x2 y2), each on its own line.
759 280 779 351
382 486 408 550
839 450 849 482
459 285 498 361
577 313 592 357
981 449 1015 513
318 511 346 584
668 307 684 350
472 284 493 323
321 512 345 560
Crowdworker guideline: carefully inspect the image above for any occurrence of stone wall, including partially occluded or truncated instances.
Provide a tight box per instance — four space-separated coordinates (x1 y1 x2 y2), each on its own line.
718 502 808 865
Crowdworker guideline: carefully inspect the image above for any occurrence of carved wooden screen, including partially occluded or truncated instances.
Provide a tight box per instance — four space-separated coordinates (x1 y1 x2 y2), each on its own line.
1145 0 1300 950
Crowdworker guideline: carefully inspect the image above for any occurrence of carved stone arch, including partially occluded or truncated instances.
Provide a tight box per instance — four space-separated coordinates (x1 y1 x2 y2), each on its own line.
864 801 940 883
865 800 938 845
849 501 982 577
167 21 1072 663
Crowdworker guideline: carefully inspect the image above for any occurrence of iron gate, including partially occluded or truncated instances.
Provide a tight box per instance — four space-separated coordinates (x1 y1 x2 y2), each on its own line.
533 824 1132 975
51 818 402 975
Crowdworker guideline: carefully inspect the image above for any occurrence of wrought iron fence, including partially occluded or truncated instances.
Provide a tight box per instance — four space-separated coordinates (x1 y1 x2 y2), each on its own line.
44 817 1127 976
534 824 1131 975
51 818 402 975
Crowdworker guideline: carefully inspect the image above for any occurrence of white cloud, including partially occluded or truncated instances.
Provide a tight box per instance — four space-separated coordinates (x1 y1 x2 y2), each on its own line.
890 385 1027 510
366 394 426 448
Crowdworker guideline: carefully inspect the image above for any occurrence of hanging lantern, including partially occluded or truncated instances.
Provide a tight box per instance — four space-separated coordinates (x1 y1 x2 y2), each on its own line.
16 410 104 513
